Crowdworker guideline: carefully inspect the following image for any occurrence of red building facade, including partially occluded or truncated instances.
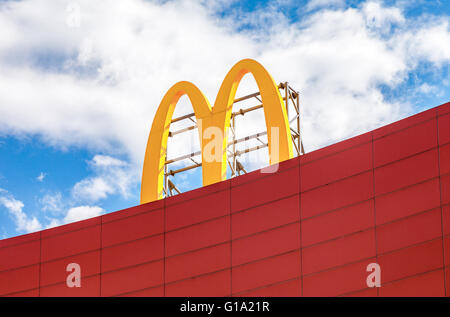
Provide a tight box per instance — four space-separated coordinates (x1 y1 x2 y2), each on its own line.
1 101 450 297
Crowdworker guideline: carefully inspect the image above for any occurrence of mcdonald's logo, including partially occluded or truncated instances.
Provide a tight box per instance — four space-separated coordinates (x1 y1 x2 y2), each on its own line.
141 59 294 204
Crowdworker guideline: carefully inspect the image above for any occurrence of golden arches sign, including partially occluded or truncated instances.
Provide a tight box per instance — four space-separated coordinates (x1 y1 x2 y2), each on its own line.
141 59 293 204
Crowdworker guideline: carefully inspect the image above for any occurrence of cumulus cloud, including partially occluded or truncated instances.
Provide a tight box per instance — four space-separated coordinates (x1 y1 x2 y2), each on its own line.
362 1 405 31
45 218 62 229
394 18 450 67
72 155 138 203
40 192 63 214
0 153 132 237
0 191 42 233
0 0 448 195
72 177 115 202
44 205 104 229
91 155 126 168
0 188 104 233
0 0 256 164
419 83 440 96
1 176 107 235
63 205 104 223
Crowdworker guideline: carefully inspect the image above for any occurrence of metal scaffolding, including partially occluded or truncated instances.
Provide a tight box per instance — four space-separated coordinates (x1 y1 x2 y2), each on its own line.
163 82 305 197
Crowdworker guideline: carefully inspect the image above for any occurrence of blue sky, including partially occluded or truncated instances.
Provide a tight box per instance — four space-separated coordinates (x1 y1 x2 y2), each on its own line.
0 0 449 239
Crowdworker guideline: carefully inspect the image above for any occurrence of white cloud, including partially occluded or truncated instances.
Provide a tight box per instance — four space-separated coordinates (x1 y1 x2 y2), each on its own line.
0 185 104 236
418 83 439 95
45 218 62 229
0 192 42 233
72 177 114 202
40 192 63 214
0 0 256 165
63 205 104 223
72 154 138 203
91 155 126 168
36 172 46 182
396 18 450 67
0 0 448 189
7 153 136 235
45 205 104 228
0 0 449 238
362 1 405 31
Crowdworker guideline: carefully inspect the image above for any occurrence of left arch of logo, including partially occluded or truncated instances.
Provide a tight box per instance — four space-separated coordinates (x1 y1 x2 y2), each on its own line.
140 59 293 204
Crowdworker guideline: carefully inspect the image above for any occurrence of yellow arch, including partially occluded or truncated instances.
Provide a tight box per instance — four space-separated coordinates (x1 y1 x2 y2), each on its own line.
141 59 293 204
140 81 213 203
211 59 293 181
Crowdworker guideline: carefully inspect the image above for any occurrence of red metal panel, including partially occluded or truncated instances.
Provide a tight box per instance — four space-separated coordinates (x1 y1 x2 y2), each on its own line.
232 251 301 295
166 216 230 257
166 179 230 206
302 229 376 275
102 208 163 248
231 166 299 213
379 269 445 297
40 251 100 287
166 188 229 231
444 236 450 267
41 225 101 262
41 217 100 239
236 278 301 297
301 142 372 192
231 157 299 187
101 234 164 273
378 239 443 284
102 199 163 223
442 173 450 205
165 243 230 283
0 232 39 249
443 205 450 236
438 113 450 146
0 265 39 296
374 149 439 196
300 132 372 165
439 143 450 176
302 200 374 247
101 260 164 297
165 269 231 297
374 118 437 168
40 275 100 297
232 223 300 266
447 267 450 297
373 108 436 140
303 258 376 297
0 240 40 271
118 286 164 297
438 101 450 116
3 102 450 297
341 288 377 297
5 289 39 297
375 178 441 225
231 195 299 240
301 171 373 219
377 208 442 254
